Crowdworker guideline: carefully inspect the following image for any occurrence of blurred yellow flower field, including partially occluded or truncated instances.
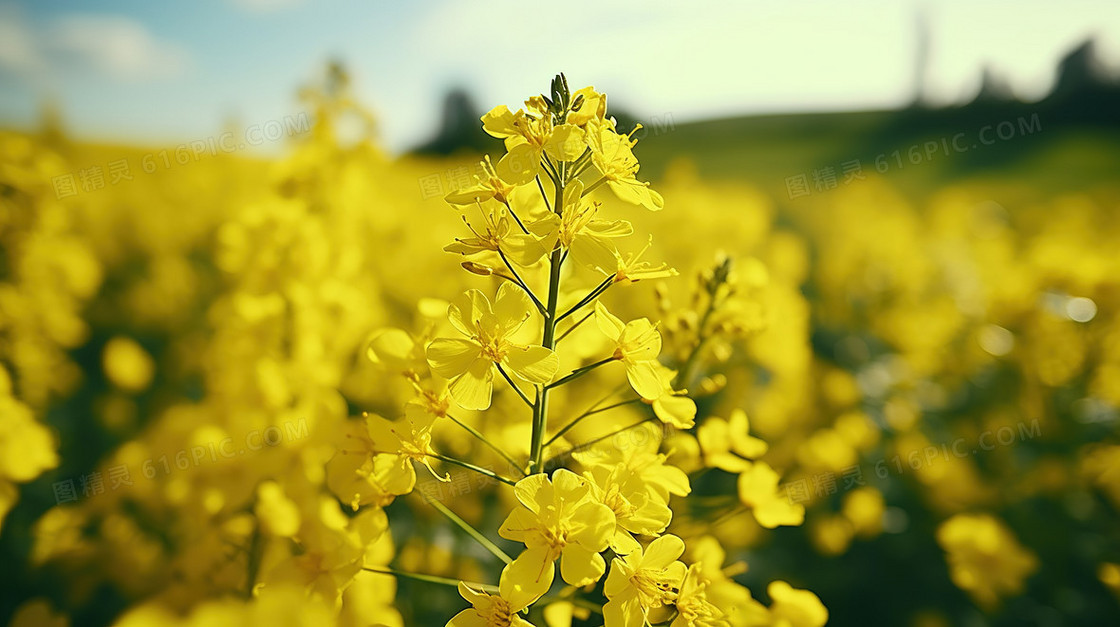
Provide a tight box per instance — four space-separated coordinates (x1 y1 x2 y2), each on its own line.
1 64 1119 627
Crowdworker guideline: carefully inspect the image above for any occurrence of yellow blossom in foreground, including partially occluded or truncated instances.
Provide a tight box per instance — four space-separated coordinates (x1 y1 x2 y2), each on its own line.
526 180 632 272
603 534 688 627
736 461 805 529
427 283 559 410
327 407 443 506
448 579 537 627
573 423 691 503
584 464 672 555
686 536 770 626
595 302 663 399
444 155 516 207
609 237 678 284
671 564 728 627
586 119 664 211
499 469 615 602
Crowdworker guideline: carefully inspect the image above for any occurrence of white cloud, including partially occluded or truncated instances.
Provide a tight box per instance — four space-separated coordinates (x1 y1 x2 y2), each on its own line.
230 0 307 13
0 9 189 82
0 5 45 74
47 15 189 81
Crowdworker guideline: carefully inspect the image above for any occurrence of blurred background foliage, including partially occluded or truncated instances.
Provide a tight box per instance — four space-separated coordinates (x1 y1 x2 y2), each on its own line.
1 37 1120 627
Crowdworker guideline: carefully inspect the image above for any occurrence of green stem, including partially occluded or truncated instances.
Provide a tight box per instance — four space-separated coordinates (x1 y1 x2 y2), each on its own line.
675 292 720 391
545 415 656 467
446 414 526 477
496 363 534 408
545 397 643 447
545 357 615 390
555 309 594 345
362 567 498 593
581 176 607 196
501 199 530 234
557 274 614 322
535 175 552 212
428 453 518 486
529 176 566 474
420 493 513 564
498 249 545 315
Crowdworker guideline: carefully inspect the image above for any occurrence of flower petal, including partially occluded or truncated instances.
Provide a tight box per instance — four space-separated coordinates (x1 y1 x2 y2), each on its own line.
503 345 559 384
560 544 606 587
498 505 539 543
448 358 495 410
626 360 663 400
594 301 625 339
427 338 483 380
447 608 487 627
607 179 663 211
494 282 534 334
567 501 615 550
642 534 685 570
481 105 519 138
504 546 555 605
603 597 644 627
545 124 587 161
653 395 696 430
510 473 551 514
497 143 541 186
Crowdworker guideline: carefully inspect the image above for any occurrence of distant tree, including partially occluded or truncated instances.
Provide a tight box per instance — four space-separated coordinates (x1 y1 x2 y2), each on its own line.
411 88 499 156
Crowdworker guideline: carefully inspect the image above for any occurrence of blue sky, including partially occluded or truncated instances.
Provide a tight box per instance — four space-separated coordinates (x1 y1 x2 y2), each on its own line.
1 0 1118 154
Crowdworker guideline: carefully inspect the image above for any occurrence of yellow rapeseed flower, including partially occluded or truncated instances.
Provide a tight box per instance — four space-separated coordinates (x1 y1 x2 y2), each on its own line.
448 579 537 627
427 284 559 410
603 534 688 627
595 302 663 400
697 409 768 472
498 469 615 603
736 461 805 528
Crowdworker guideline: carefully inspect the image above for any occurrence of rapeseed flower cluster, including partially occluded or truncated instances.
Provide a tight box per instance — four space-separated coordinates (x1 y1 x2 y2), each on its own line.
356 75 823 625
2 62 1118 627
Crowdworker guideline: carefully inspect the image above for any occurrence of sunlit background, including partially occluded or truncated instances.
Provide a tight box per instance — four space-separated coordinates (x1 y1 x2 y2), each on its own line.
3 0 1120 152
2 1 1120 626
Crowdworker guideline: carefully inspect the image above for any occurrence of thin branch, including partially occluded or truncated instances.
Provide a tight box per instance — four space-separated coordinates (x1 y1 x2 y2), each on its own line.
545 357 615 390
555 309 594 344
581 176 607 196
446 413 526 477
545 396 642 447
498 248 546 315
496 363 534 408
420 493 513 564
362 566 498 593
541 155 562 185
674 291 719 391
557 274 614 322
501 199 530 234
546 415 655 466
535 175 552 213
429 453 518 486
